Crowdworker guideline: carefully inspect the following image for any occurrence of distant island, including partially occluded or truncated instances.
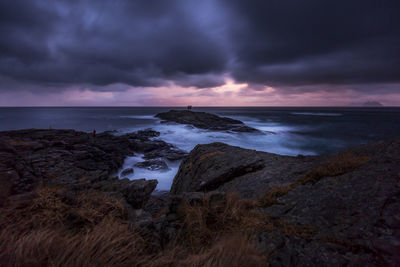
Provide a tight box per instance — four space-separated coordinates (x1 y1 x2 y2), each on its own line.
362 101 383 107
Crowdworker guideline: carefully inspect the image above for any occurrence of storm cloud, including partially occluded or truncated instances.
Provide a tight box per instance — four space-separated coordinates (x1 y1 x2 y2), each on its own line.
0 0 399 96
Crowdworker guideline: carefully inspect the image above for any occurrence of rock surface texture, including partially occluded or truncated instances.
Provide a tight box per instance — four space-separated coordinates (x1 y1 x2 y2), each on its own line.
155 110 260 132
171 142 319 197
171 140 400 266
0 129 186 208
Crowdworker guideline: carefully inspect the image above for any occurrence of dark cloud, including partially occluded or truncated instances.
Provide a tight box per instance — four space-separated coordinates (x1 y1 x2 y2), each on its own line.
225 0 400 87
0 0 399 94
0 0 228 90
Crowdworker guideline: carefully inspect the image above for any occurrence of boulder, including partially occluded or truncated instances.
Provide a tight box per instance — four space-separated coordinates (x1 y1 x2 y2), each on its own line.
170 142 317 197
155 110 260 133
117 179 158 208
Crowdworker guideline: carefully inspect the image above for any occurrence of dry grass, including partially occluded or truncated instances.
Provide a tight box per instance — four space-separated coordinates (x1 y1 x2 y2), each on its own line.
0 185 151 266
258 184 295 207
179 193 272 249
149 193 270 266
298 152 369 185
2 219 150 267
0 186 269 266
151 235 267 267
259 152 369 207
3 155 353 267
0 184 128 235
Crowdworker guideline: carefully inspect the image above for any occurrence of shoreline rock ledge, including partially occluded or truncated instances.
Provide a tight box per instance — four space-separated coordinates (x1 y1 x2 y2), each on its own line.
169 140 400 265
155 110 260 133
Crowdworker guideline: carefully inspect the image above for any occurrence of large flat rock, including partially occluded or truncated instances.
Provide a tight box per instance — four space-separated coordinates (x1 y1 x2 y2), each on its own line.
171 142 319 197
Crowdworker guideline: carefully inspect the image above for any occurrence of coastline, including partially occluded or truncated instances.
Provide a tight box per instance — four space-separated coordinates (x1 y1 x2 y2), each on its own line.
1 127 399 265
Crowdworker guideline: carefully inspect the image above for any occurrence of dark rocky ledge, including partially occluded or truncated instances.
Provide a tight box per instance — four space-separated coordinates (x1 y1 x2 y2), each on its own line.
155 110 260 132
0 129 187 208
169 140 400 265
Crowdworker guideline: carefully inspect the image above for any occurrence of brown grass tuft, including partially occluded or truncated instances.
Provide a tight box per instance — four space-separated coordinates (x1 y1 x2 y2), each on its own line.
0 184 128 236
298 152 369 185
152 235 266 267
258 184 295 207
179 193 272 249
0 185 148 266
259 152 369 207
1 219 150 267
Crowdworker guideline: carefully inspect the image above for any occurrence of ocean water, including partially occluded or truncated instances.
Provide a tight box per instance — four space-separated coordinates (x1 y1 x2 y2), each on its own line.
1 107 399 190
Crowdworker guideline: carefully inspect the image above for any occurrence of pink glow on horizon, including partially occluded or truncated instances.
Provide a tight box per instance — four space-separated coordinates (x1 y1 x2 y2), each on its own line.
0 80 399 106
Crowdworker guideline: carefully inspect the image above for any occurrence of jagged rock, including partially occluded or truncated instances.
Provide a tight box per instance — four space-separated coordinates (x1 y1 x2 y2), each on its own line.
120 168 134 177
171 142 318 197
117 179 158 209
0 129 176 208
135 159 170 172
155 110 260 133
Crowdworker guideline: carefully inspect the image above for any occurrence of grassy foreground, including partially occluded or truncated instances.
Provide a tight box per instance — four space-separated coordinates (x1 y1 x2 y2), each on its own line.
0 152 369 266
0 185 268 266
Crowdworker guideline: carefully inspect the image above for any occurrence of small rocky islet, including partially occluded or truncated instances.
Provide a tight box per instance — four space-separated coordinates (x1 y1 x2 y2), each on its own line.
155 109 261 132
0 110 399 266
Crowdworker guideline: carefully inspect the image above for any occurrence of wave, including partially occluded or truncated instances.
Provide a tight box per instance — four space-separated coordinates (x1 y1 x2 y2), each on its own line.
119 114 329 190
120 115 158 120
119 154 180 191
291 112 343 116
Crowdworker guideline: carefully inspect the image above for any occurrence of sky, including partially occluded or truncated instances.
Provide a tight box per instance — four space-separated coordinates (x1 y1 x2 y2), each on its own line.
0 0 399 106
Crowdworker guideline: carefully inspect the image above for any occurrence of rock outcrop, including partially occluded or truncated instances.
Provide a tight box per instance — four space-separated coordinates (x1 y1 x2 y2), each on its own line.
155 110 260 132
170 140 400 266
0 129 186 208
2 127 400 265
171 142 319 197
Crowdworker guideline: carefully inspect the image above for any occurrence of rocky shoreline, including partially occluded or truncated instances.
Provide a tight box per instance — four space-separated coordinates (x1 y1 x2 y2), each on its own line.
0 128 186 208
1 128 399 266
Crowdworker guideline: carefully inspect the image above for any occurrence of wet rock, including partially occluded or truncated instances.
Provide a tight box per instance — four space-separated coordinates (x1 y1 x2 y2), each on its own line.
137 129 160 138
134 159 170 172
0 128 175 208
120 168 134 177
118 179 158 208
155 110 260 133
143 145 187 161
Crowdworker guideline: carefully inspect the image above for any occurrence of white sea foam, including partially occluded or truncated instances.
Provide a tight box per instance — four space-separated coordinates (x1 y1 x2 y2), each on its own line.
120 115 158 120
119 154 180 191
291 112 343 116
119 114 319 190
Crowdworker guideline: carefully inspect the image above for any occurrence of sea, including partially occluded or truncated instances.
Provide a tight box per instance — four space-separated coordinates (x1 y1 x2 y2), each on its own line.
1 107 399 190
